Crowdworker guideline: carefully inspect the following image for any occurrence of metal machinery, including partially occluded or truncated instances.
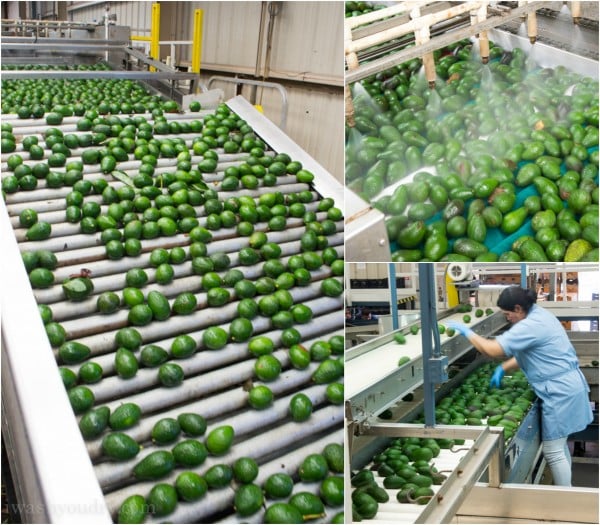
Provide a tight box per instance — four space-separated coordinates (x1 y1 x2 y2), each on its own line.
344 1 600 261
345 263 599 523
1 18 345 524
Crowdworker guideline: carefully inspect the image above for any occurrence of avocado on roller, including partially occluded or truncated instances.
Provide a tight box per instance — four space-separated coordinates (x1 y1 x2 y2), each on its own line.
62 276 94 301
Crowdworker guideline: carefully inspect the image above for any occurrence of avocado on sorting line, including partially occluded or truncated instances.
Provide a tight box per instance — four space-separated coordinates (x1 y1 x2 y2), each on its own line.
346 36 599 262
1 64 345 523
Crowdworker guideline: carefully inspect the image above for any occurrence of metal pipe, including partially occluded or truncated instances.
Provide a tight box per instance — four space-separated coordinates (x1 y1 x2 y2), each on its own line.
344 84 356 127
415 23 437 88
418 263 436 427
475 3 490 63
89 377 335 463
572 1 582 24
0 69 200 80
389 263 399 331
65 292 341 380
527 10 538 44
104 3 109 62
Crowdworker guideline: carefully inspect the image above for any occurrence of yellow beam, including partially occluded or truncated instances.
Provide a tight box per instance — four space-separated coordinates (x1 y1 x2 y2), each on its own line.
149 2 160 71
445 274 459 308
131 35 151 42
191 9 203 74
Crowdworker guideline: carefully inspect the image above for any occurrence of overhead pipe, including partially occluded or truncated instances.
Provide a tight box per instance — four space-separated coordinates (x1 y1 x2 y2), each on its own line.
519 0 528 22
473 3 490 63
572 1 582 25
527 10 538 44
409 4 437 89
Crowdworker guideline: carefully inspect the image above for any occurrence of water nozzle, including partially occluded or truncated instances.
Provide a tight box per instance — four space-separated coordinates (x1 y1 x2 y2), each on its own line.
572 2 581 24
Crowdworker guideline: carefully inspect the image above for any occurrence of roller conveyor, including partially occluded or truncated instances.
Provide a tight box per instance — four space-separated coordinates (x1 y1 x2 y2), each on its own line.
345 309 502 400
1 89 345 523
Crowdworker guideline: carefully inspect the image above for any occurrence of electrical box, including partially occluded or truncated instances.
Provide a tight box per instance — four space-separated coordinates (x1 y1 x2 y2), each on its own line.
429 355 449 384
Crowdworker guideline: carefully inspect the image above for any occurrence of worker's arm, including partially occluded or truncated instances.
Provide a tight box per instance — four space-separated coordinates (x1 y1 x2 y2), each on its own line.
500 356 519 373
447 321 507 358
465 332 507 359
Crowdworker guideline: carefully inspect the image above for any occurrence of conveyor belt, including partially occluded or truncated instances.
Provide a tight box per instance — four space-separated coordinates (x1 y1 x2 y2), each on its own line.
346 309 504 401
1 94 344 522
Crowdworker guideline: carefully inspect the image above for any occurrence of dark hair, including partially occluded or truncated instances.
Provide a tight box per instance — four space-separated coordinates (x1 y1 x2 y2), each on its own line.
497 286 537 312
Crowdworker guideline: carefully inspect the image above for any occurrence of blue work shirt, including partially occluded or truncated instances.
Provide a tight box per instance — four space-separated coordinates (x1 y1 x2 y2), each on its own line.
496 304 593 440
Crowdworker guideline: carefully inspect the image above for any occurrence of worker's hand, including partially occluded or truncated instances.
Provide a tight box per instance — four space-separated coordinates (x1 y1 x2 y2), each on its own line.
490 365 505 389
446 321 474 338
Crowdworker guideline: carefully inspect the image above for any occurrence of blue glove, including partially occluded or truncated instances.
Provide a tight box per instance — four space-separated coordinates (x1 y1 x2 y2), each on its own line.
446 321 474 338
490 365 505 389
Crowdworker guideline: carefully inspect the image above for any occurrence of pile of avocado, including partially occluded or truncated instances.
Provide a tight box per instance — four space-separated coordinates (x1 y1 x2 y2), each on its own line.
2 64 345 523
346 37 599 262
351 362 535 520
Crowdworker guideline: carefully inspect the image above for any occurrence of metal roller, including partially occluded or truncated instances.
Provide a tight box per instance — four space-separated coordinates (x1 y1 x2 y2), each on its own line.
104 408 343 516
64 296 342 383
82 329 343 459
96 377 340 489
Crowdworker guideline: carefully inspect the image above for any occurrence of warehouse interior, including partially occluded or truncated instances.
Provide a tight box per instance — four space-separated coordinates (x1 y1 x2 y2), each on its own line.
1 2 344 523
1 1 344 180
345 262 599 523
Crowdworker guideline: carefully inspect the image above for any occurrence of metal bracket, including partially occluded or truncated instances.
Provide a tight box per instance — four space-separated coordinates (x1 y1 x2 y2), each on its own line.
208 75 288 130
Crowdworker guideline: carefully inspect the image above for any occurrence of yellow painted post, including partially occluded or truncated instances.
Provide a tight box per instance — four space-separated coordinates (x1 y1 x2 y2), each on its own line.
445 274 459 308
149 3 160 71
191 9 203 74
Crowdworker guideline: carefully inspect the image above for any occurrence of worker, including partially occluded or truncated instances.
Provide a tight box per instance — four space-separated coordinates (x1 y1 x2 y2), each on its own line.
447 286 593 487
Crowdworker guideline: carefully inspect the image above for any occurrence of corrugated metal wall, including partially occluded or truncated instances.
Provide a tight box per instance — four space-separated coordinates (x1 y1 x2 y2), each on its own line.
66 1 344 181
68 1 152 31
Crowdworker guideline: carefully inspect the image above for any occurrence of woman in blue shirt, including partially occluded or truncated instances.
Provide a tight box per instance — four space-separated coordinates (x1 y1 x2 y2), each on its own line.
448 286 593 486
